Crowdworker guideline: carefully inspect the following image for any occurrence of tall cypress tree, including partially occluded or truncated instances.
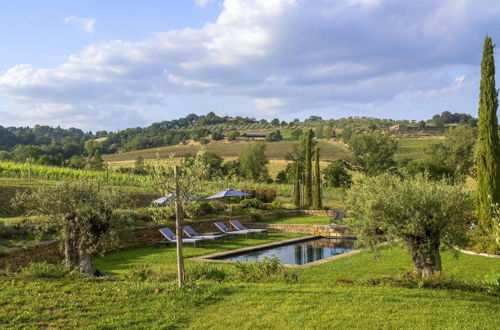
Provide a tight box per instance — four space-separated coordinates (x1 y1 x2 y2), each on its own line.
477 36 500 232
293 162 301 207
313 146 322 209
304 129 313 208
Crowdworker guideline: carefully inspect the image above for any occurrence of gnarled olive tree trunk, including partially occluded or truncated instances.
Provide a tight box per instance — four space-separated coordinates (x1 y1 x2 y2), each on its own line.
407 238 442 277
78 249 96 276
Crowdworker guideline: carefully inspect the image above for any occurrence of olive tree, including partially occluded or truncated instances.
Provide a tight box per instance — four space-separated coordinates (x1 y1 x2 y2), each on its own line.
13 180 126 276
149 150 207 287
346 174 473 277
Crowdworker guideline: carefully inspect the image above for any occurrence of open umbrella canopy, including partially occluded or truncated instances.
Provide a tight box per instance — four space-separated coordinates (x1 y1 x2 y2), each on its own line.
205 188 251 200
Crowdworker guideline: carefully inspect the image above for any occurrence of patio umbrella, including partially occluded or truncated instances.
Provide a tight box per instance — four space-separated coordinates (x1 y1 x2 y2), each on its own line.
205 188 252 218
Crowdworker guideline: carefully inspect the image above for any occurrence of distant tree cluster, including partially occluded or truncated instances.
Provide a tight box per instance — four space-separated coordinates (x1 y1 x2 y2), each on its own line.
431 111 478 128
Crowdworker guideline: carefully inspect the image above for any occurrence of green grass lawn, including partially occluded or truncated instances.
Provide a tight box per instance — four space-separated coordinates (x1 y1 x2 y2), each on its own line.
260 215 332 224
1 233 499 329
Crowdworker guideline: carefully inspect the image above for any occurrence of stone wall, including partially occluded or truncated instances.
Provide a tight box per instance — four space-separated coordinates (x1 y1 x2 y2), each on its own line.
0 211 297 270
0 209 346 270
0 240 62 271
246 223 353 238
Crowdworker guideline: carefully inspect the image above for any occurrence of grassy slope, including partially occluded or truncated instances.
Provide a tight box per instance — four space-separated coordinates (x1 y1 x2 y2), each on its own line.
102 140 348 162
1 233 499 329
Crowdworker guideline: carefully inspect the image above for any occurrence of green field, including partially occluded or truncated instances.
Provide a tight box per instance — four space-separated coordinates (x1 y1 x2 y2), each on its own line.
102 140 348 163
394 137 443 162
1 234 498 329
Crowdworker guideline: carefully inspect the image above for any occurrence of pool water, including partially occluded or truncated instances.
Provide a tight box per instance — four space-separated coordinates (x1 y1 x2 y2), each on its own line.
217 237 355 265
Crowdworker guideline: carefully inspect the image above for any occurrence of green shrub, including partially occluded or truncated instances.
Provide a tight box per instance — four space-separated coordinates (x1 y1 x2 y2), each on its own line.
467 229 500 255
186 202 215 218
126 264 176 282
250 212 264 222
22 262 71 278
483 272 500 294
242 189 277 203
265 201 284 210
232 257 299 283
209 200 226 212
240 198 264 209
186 263 226 282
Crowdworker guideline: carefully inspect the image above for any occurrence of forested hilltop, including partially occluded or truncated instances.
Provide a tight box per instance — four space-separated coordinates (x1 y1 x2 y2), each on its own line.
0 110 477 169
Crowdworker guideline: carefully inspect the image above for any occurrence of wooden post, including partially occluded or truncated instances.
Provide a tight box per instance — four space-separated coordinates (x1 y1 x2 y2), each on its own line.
174 166 185 287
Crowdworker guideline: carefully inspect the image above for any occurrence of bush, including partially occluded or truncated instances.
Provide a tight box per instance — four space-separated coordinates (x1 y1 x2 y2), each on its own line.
186 202 215 218
209 200 226 212
483 272 500 295
126 264 176 282
265 201 283 210
186 263 226 282
240 198 264 209
467 229 500 255
232 257 299 283
243 189 276 203
22 262 71 278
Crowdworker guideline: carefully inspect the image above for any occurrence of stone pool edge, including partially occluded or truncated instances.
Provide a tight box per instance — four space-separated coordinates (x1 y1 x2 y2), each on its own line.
190 235 362 268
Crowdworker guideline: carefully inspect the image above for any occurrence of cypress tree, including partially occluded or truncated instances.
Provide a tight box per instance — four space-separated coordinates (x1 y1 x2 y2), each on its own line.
477 36 500 232
304 129 313 208
293 162 301 207
313 146 322 209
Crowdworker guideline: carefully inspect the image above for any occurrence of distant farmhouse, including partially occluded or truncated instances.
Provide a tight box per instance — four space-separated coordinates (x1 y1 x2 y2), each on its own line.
243 132 267 139
387 124 407 134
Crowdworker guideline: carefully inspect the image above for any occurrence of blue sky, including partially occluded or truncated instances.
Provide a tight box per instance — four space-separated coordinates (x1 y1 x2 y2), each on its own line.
1 0 499 131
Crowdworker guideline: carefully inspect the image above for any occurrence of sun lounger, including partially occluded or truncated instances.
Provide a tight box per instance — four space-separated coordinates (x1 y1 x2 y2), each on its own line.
183 225 227 242
214 222 253 237
158 227 204 247
230 219 268 236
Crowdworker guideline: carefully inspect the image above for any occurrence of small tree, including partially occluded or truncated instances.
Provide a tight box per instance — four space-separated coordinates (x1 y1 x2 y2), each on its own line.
348 131 398 176
323 160 352 188
149 151 207 287
312 146 322 209
346 174 473 277
13 180 126 276
238 142 269 182
476 36 500 232
303 129 313 207
426 126 475 179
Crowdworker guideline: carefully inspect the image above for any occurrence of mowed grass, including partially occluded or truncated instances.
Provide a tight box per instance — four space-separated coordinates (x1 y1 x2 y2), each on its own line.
102 140 348 162
1 232 499 329
260 215 332 224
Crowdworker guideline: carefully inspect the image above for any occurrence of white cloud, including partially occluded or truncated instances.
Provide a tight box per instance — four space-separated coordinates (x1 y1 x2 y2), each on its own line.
64 16 96 33
1 0 500 129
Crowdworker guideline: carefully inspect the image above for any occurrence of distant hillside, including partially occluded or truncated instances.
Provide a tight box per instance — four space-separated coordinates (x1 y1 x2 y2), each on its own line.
102 140 348 163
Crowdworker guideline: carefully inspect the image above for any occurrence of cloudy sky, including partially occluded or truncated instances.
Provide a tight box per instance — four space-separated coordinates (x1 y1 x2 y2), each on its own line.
1 0 499 131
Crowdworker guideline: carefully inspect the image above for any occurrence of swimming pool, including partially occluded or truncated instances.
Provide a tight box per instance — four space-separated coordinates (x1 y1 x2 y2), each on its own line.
215 237 355 265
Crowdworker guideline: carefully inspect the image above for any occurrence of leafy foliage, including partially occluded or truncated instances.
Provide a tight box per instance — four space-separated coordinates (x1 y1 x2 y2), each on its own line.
346 174 474 277
238 142 269 182
12 180 128 275
348 131 398 175
233 256 299 283
322 160 352 188
476 36 500 232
